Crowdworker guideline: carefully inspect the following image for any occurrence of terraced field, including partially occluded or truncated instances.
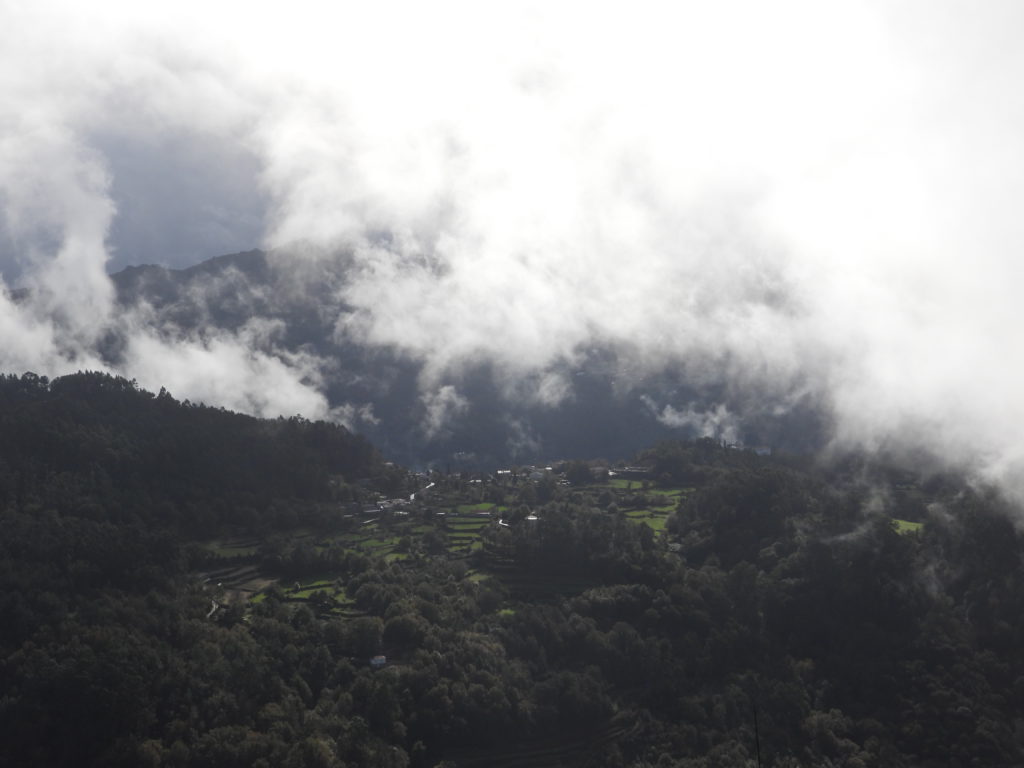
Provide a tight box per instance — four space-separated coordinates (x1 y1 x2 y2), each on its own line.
457 502 508 514
625 508 671 533
197 562 275 604
278 578 363 616
216 508 501 608
892 518 924 534
616 485 691 535
200 479 692 613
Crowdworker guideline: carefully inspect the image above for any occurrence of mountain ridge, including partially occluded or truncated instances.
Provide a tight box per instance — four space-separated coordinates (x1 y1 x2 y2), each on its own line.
104 248 828 468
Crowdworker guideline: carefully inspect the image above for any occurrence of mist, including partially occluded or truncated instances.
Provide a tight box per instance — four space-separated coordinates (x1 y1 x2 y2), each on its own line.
2 1 1024 493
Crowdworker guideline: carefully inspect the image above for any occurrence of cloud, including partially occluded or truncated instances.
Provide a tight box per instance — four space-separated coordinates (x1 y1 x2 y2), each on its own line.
3 2 1024 496
505 418 543 460
420 385 469 441
643 399 741 445
122 330 331 419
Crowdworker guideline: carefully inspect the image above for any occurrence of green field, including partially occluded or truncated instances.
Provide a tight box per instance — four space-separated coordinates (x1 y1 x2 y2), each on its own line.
447 520 491 531
647 488 683 497
892 518 923 535
457 502 499 513
606 478 694 497
291 587 332 599
645 515 669 533
649 503 677 513
625 509 671 534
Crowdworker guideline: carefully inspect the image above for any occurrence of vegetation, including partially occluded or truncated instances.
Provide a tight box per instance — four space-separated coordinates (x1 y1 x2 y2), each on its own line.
891 518 924 535
1 373 1024 766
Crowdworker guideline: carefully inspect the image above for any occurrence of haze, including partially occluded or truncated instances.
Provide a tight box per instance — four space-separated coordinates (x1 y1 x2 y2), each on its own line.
2 1 1023 495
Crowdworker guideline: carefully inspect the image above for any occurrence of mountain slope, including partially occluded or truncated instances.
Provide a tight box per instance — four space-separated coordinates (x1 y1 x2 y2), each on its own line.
2 387 1023 766
0 371 388 533
108 250 828 467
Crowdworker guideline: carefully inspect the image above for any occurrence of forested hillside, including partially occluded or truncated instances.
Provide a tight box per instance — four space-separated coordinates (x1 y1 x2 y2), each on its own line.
2 374 1024 767
0 371 388 532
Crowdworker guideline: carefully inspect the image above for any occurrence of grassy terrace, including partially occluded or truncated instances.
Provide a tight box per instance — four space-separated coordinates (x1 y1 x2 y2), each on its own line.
235 506 503 607
647 487 692 497
447 520 492 531
290 579 335 599
604 482 690 535
892 518 924 535
604 477 694 497
456 502 508 514
625 508 671 534
207 477 694 612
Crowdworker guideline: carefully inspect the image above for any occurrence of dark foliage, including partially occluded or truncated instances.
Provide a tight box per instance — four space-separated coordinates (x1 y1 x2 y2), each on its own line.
0 371 382 533
2 380 1024 767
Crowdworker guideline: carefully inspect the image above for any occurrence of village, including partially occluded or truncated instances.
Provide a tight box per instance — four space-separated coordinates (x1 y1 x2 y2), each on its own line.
195 459 693 632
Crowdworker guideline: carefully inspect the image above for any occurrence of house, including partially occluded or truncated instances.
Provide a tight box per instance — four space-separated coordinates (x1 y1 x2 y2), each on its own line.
370 655 387 669
410 482 436 501
611 466 650 479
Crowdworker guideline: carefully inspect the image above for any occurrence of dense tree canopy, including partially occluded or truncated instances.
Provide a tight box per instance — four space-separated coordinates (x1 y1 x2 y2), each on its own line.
2 375 1024 766
0 371 386 534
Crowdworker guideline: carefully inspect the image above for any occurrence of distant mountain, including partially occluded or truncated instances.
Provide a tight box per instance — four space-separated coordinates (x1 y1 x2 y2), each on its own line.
109 250 828 467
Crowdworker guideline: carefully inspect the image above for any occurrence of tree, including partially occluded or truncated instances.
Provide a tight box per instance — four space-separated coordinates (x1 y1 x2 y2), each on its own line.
565 461 594 487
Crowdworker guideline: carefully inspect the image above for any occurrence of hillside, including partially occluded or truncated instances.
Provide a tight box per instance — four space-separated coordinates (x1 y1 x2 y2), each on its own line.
2 380 1024 766
0 371 389 534
106 250 827 468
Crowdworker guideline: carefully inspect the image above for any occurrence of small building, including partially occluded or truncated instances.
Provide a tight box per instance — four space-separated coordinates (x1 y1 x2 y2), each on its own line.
612 466 650 479
370 655 387 669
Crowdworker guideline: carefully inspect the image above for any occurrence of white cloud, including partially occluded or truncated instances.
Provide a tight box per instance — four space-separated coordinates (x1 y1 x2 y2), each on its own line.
3 1 1024 496
420 385 469 441
643 398 741 445
122 330 332 420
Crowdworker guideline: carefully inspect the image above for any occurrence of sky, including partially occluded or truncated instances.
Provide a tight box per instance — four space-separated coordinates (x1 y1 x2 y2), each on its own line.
2 1 1024 495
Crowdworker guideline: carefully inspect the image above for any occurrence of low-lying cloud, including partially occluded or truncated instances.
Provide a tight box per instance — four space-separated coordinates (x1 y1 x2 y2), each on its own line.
643 399 741 446
3 1 1024 495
